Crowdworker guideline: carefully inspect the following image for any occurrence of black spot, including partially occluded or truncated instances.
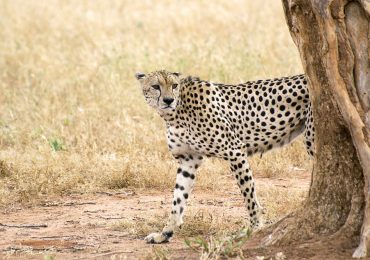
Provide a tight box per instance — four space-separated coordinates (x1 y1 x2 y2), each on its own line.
182 171 190 178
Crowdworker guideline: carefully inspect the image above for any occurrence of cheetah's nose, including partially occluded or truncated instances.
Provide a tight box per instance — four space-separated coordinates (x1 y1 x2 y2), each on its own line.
163 97 174 105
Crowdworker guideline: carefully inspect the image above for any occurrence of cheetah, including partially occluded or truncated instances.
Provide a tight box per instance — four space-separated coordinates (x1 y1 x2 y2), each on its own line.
135 70 314 243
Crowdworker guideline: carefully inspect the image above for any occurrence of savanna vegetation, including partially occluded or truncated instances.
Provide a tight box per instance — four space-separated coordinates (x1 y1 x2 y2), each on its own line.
0 0 313 258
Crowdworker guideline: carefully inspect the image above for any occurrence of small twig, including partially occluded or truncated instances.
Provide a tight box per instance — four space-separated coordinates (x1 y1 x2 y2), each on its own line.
84 210 105 213
41 201 96 207
97 216 125 220
95 191 114 196
30 235 74 239
0 223 47 229
64 202 96 206
95 191 135 197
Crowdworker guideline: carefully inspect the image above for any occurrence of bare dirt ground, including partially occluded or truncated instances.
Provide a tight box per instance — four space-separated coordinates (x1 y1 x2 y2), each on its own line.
0 173 359 260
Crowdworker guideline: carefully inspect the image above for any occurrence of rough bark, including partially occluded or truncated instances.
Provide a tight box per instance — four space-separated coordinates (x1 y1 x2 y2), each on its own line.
262 0 370 258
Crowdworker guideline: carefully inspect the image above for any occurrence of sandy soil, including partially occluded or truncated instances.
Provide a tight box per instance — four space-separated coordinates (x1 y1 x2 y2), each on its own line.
0 174 361 259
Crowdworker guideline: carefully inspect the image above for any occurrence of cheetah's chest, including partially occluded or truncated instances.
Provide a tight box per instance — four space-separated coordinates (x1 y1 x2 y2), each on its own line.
166 113 236 158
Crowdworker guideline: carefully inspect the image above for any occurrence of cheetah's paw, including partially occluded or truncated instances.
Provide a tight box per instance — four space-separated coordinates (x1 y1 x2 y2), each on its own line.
144 232 170 244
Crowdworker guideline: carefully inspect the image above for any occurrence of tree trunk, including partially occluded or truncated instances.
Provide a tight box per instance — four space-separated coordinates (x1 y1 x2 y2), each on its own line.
261 0 370 258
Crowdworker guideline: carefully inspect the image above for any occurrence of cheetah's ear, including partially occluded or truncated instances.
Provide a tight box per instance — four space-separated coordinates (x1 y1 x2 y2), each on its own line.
135 72 146 80
172 72 181 77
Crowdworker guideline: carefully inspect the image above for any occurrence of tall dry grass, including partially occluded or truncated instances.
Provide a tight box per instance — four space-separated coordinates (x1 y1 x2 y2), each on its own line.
0 0 309 206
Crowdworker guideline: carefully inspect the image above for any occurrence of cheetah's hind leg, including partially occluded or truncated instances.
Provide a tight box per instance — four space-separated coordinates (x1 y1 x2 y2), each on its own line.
303 105 315 157
229 153 264 230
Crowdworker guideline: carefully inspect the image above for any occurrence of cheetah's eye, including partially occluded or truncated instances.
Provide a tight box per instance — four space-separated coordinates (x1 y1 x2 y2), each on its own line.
172 84 178 89
152 85 160 90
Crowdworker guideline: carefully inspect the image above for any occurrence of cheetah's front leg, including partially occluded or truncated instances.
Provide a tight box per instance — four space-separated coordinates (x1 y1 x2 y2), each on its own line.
145 154 202 243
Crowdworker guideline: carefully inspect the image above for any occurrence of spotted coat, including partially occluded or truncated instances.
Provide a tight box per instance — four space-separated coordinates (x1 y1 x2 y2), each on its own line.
135 70 314 243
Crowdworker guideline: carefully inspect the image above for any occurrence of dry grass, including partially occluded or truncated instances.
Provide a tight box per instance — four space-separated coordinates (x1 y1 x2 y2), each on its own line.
0 0 309 207
110 186 307 237
111 183 307 256
258 183 307 222
112 208 245 239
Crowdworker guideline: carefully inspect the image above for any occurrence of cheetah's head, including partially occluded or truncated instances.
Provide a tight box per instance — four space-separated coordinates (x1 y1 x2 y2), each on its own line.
135 70 181 114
